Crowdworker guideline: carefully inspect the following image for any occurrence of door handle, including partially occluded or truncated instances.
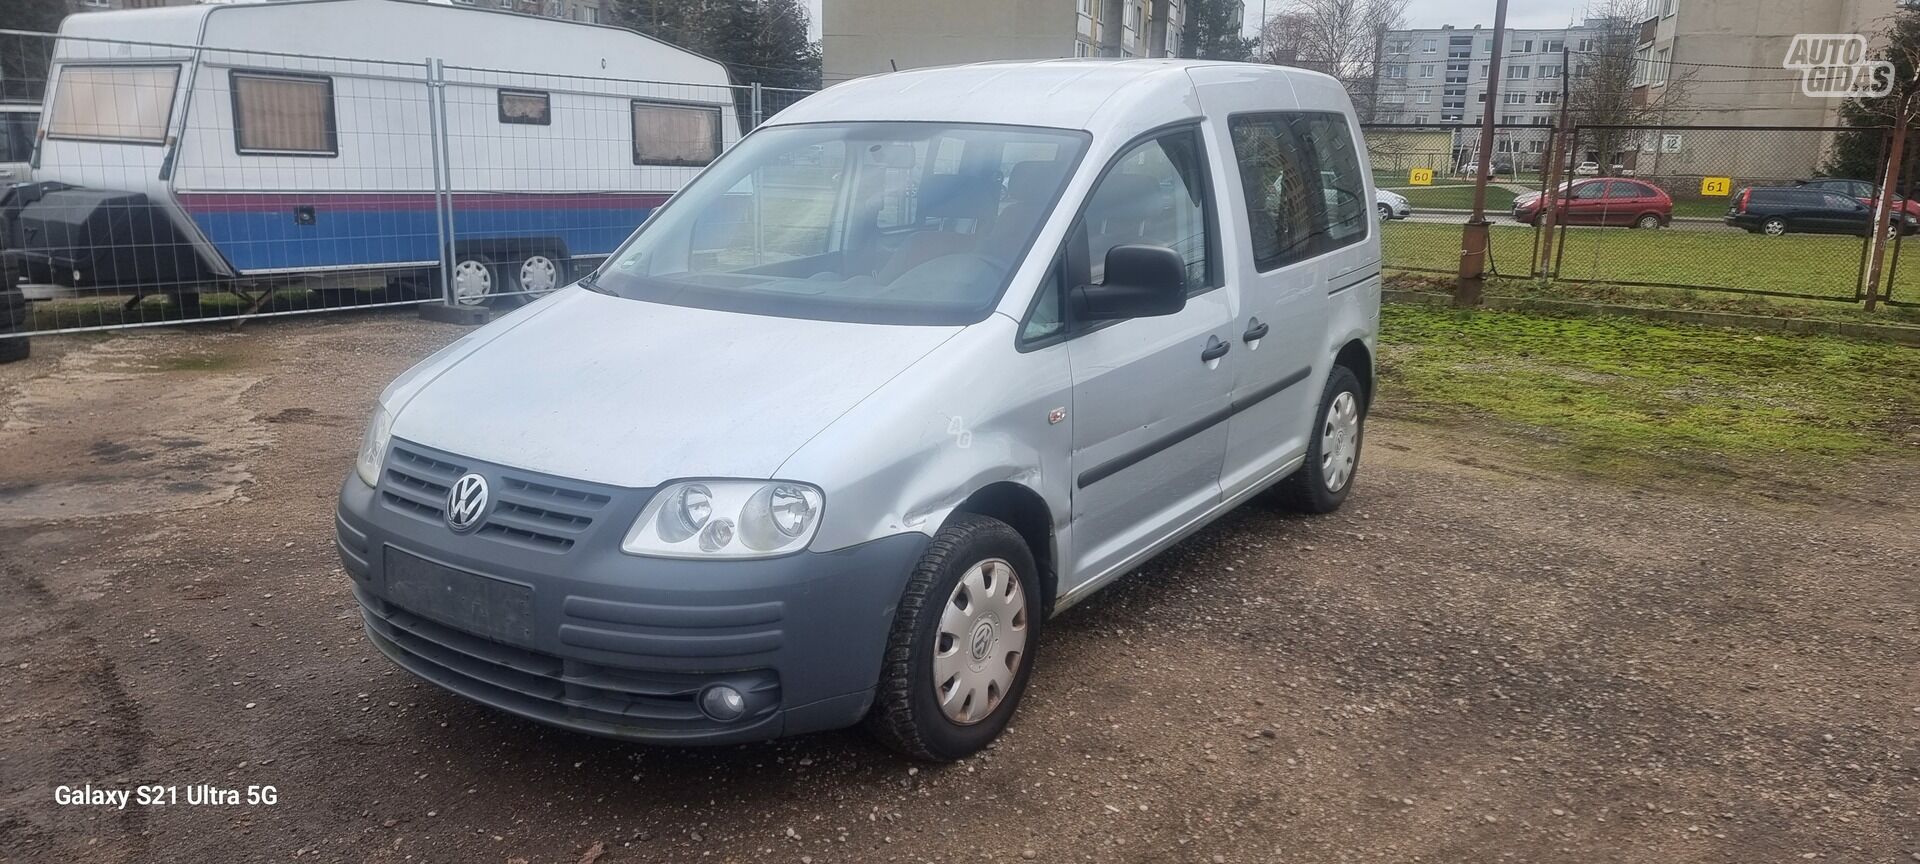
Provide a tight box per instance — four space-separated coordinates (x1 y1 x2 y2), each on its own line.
1201 335 1230 363
1242 318 1269 343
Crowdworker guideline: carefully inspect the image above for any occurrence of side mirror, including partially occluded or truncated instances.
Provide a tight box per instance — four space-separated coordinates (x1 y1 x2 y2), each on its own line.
1070 244 1187 322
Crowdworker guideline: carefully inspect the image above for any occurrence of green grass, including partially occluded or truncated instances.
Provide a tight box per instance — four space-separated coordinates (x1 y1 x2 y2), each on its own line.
1381 221 1888 300
1377 304 1920 481
1395 184 1518 211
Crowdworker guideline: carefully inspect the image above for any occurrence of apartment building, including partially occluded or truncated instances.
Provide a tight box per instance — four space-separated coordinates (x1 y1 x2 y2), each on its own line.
823 0 1197 85
1374 22 1603 171
1627 0 1898 178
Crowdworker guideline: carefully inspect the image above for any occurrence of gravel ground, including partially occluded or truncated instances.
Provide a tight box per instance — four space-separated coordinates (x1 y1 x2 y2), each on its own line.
0 311 1915 864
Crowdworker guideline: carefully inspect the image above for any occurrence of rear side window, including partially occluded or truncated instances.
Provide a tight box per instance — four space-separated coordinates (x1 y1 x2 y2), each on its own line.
632 100 721 167
1229 112 1368 271
47 64 179 144
231 71 337 156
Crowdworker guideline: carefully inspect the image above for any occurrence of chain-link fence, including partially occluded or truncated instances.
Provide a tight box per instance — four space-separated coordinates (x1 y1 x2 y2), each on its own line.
0 28 816 343
1365 123 1558 280
1546 125 1887 303
1369 120 1920 307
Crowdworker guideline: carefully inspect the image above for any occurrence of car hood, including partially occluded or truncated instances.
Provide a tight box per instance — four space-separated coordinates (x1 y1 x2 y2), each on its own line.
387 289 962 488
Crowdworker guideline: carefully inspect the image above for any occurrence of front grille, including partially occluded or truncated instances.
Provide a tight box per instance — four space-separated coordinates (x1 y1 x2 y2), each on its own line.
380 443 615 552
359 587 780 734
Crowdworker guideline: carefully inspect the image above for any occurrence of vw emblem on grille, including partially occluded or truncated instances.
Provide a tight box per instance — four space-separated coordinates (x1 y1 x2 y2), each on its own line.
445 472 489 533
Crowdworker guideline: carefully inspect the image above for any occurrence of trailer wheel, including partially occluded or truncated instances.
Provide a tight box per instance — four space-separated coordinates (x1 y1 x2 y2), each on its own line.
448 257 498 307
511 252 564 299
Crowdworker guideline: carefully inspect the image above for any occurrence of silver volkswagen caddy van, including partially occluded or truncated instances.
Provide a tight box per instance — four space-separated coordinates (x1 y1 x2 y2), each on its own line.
338 60 1380 761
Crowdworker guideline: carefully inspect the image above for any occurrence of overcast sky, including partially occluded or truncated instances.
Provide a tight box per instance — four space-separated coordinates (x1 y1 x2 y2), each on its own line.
803 0 1596 40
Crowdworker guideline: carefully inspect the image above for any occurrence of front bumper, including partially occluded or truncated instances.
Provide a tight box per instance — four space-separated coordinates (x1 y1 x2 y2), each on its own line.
336 439 927 745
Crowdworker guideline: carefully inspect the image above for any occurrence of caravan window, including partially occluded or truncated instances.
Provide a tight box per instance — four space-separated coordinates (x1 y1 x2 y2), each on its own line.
231 71 337 156
46 64 179 144
632 100 721 167
498 90 550 125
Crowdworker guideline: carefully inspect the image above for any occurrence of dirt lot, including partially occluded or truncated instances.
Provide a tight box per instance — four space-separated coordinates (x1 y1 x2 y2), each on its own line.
1 311 1916 864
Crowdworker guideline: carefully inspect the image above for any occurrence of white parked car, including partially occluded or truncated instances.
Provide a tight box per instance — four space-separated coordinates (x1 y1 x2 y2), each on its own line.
339 60 1382 761
1574 161 1601 176
1376 188 1411 220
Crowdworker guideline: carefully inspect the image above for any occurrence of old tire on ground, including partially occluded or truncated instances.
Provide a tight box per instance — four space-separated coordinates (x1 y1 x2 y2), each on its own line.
0 287 29 364
866 513 1041 762
1274 364 1366 514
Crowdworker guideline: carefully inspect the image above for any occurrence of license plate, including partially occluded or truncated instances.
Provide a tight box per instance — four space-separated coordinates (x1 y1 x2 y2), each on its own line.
383 548 533 645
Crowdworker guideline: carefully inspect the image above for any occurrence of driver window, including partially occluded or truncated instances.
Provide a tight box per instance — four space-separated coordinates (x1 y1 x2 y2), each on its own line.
1079 129 1213 291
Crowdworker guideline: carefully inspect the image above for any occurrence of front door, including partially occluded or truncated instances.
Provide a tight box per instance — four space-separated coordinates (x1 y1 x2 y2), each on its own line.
1061 127 1237 594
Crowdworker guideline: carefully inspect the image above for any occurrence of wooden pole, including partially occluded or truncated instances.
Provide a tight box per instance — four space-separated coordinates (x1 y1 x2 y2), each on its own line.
1864 95 1911 313
1456 0 1510 306
1538 44 1573 277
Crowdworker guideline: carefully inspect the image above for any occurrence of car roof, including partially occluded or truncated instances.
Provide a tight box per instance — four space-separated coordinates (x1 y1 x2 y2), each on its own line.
770 59 1328 135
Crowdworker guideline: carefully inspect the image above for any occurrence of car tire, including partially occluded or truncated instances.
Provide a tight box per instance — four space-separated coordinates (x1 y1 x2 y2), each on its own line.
1377 203 1393 221
1762 217 1788 236
446 256 498 307
866 513 1042 762
1634 213 1662 230
1275 364 1366 514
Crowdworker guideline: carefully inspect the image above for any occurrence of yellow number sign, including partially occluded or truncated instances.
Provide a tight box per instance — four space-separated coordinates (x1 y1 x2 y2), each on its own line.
1700 176 1732 197
1409 168 1434 186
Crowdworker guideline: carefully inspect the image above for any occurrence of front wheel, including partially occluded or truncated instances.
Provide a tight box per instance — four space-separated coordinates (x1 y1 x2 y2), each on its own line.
867 514 1041 762
1377 203 1393 221
1275 365 1365 514
1634 213 1662 230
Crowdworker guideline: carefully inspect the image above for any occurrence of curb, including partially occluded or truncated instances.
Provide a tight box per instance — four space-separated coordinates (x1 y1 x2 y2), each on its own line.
1382 289 1920 347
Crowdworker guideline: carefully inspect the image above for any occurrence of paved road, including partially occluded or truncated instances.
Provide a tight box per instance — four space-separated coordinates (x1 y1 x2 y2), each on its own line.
1391 210 1734 233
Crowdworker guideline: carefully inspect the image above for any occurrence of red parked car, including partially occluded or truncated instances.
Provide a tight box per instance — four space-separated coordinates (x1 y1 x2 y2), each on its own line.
1512 178 1673 229
1796 178 1920 219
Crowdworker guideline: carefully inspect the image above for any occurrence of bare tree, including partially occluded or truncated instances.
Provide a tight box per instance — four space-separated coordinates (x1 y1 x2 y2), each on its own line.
1566 0 1693 174
1258 0 1408 122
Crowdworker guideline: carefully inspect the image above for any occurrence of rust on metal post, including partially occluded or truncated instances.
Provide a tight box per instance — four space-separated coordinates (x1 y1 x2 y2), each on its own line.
1864 96 1912 313
1456 0 1510 306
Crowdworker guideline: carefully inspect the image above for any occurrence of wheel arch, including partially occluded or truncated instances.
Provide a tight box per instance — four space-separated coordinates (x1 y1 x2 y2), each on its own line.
946 481 1058 616
1333 338 1374 409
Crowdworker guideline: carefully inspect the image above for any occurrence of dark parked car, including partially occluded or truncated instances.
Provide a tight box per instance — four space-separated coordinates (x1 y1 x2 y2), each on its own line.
1795 177 1920 219
1726 186 1919 237
1512 178 1673 228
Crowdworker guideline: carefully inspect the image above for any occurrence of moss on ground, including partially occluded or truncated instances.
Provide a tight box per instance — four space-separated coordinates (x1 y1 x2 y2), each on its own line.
1377 304 1920 482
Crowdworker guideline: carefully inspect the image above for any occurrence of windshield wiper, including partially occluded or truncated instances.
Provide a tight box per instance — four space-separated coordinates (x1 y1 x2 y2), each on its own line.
578 270 609 295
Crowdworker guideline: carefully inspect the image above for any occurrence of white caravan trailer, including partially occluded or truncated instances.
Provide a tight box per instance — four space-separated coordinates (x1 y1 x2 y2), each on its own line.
2 0 740 306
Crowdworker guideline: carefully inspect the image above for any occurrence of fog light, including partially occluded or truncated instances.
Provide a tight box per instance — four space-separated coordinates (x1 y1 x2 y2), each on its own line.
699 685 747 722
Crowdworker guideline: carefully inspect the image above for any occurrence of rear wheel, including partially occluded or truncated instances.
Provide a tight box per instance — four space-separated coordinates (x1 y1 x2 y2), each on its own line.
511 252 564 299
867 514 1040 762
1275 365 1365 514
1762 217 1788 236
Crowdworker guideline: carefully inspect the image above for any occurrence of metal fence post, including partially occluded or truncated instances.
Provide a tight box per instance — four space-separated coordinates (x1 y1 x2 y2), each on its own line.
751 81 764 129
426 57 456 308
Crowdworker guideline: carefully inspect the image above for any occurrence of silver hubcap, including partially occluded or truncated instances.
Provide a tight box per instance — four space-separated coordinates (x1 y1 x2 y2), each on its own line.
451 259 492 306
1321 390 1360 492
1638 216 1658 228
519 255 559 295
1764 221 1785 236
934 558 1027 726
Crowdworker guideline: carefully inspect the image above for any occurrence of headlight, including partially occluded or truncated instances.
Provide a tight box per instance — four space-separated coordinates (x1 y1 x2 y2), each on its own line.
354 406 393 488
623 480 823 558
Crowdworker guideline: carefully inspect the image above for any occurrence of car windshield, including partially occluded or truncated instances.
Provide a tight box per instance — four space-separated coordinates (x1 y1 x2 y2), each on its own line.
592 122 1090 325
